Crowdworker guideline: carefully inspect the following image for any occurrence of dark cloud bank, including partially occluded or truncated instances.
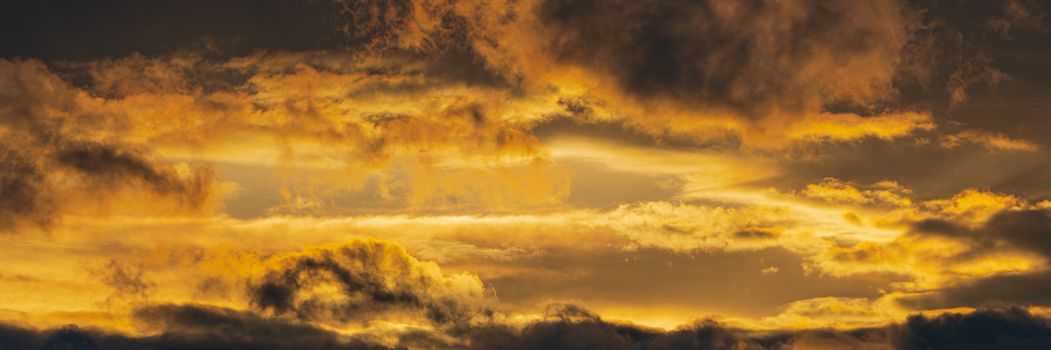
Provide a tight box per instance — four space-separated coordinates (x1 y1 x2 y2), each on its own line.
3 305 1051 350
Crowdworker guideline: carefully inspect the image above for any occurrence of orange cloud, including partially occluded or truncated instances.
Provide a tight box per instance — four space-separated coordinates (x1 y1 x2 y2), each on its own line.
941 129 1040 152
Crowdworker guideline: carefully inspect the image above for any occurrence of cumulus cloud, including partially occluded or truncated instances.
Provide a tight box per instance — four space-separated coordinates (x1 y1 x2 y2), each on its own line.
251 239 494 327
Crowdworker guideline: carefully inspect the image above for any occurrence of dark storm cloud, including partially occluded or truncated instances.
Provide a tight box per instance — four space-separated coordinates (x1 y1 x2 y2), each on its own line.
895 307 1051 349
530 0 1046 126
536 0 909 116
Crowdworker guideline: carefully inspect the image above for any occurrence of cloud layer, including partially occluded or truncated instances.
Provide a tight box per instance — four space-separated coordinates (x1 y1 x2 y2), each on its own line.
2 0 1050 348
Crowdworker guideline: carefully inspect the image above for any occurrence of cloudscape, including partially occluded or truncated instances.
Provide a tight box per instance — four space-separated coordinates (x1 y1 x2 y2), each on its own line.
2 0 1051 349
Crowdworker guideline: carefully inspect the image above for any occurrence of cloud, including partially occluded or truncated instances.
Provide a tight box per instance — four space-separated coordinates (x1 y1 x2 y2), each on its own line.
0 59 224 232
3 175 1042 329
528 0 935 147
4 304 1051 350
534 0 906 111
323 0 941 148
1 5 1033 233
0 304 395 350
72 53 198 98
3 0 1035 156
56 141 217 206
896 307 1051 349
787 183 1050 294
466 304 785 350
945 54 1012 107
251 239 494 327
988 0 1045 39
800 178 913 207
133 304 395 350
941 129 1040 152
921 189 1032 227
2 222 1051 348
5 51 551 167
1 1 1049 347
0 144 55 230
90 259 154 306
898 210 1051 309
443 305 1051 350
0 53 581 224
798 208 1051 316
916 209 1051 258
810 217 1045 292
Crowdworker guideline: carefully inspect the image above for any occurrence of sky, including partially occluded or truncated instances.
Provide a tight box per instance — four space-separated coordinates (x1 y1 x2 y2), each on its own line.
1 0 1051 349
